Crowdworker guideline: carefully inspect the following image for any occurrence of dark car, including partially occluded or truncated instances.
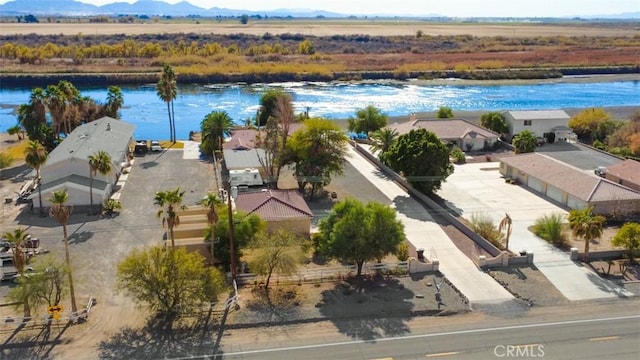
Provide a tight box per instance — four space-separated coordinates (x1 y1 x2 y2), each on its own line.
134 140 149 155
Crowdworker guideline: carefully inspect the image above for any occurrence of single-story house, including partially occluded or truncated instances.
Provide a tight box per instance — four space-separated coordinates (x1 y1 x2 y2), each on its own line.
387 118 500 151
32 117 135 209
502 110 575 142
605 159 640 192
222 128 259 150
235 189 313 237
222 148 267 171
500 153 640 216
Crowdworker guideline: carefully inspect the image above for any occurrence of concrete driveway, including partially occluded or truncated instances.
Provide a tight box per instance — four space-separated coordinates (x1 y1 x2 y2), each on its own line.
437 162 632 301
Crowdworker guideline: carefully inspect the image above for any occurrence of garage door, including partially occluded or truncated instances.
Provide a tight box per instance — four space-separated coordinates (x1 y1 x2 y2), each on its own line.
567 195 587 209
527 176 544 193
546 185 564 204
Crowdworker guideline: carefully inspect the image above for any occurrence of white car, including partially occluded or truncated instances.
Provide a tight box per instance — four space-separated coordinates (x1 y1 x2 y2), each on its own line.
150 140 163 152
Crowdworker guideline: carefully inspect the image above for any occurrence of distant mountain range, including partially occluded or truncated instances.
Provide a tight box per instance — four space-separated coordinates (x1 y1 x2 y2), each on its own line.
1 0 638 19
0 0 344 17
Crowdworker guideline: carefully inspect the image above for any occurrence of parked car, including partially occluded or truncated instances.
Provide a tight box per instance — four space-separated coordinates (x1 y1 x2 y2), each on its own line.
150 140 163 152
594 166 607 177
134 140 149 155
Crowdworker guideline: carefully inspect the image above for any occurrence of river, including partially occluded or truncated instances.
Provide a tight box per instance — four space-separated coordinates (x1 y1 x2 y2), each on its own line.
1 77 639 140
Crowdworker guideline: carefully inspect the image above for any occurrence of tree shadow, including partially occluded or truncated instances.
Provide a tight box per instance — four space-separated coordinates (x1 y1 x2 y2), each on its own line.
584 268 631 298
140 161 158 169
68 230 94 245
317 276 414 341
242 286 305 324
98 312 223 359
0 321 71 360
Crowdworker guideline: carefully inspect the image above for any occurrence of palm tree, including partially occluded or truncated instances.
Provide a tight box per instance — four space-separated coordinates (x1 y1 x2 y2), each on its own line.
24 140 48 216
498 213 513 252
3 227 31 316
202 111 234 153
512 130 538 154
568 207 605 262
44 84 67 138
156 64 178 142
88 150 113 215
200 193 223 262
105 86 124 119
154 188 186 248
48 190 78 314
369 128 398 159
29 87 47 123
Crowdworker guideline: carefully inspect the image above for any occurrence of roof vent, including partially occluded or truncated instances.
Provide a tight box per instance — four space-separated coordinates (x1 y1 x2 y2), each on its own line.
106 122 111 131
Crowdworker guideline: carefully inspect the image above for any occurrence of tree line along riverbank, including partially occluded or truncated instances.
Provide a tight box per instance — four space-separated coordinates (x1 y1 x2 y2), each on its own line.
2 65 639 88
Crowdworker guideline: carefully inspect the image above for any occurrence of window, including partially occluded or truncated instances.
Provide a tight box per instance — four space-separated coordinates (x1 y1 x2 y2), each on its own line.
524 120 532 126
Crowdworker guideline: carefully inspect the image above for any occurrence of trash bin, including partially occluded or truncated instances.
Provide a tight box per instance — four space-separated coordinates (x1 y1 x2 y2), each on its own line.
417 248 425 261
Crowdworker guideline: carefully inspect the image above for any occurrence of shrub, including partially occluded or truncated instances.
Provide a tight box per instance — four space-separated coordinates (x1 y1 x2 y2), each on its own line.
532 213 567 247
395 242 409 261
0 152 14 169
450 146 466 164
470 213 504 249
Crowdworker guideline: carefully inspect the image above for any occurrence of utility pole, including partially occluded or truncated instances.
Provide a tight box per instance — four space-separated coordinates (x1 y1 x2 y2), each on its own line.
224 166 236 281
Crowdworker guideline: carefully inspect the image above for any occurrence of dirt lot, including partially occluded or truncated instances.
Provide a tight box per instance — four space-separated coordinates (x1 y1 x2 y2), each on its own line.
2 22 638 37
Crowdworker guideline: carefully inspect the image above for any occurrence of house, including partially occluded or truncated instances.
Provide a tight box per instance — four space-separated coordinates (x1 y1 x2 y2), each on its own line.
222 128 259 151
173 206 214 264
235 189 313 237
32 117 135 209
502 110 575 142
387 118 500 151
605 159 640 192
500 153 640 217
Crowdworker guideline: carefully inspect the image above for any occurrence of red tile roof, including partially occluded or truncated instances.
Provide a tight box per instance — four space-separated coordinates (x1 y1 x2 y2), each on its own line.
235 190 313 221
500 153 640 202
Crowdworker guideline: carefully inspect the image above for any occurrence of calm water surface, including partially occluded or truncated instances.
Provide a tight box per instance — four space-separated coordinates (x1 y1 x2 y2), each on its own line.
1 79 638 140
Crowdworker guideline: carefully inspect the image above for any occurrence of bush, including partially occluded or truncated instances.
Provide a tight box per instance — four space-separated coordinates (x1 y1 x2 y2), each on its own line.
532 213 567 247
450 146 466 164
0 152 14 169
470 213 504 249
395 242 409 261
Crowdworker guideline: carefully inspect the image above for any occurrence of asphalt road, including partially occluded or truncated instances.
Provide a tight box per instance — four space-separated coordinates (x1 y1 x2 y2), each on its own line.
219 312 640 360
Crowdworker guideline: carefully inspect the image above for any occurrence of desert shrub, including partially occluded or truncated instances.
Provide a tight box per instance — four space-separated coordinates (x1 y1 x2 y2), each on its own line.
395 242 409 262
450 146 466 164
0 152 14 169
470 213 503 248
533 213 567 247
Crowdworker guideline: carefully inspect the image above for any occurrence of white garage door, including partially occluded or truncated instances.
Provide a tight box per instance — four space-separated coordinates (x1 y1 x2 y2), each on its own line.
567 195 587 209
546 185 564 204
527 176 544 193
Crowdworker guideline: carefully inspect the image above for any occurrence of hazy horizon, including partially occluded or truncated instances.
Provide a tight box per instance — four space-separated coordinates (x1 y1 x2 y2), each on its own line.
0 0 638 17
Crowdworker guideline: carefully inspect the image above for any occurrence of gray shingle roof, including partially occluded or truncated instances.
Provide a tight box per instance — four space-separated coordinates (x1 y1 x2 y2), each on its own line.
222 148 266 169
387 118 499 140
505 110 570 120
29 174 109 199
235 190 313 221
500 153 640 202
45 117 135 167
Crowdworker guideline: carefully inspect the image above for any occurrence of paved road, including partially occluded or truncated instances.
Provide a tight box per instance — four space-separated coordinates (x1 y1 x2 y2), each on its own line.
219 301 640 360
344 146 514 305
437 162 632 301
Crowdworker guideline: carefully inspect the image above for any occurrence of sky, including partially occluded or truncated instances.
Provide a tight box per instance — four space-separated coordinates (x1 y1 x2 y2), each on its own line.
14 0 640 17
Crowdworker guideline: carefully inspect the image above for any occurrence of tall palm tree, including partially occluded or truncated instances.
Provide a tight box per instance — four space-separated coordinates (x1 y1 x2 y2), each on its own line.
202 111 234 153
369 128 398 159
24 140 48 216
44 84 67 138
88 150 113 215
48 190 78 314
29 87 47 123
568 207 605 262
154 188 186 248
106 85 124 119
498 213 513 251
200 193 222 263
156 64 178 142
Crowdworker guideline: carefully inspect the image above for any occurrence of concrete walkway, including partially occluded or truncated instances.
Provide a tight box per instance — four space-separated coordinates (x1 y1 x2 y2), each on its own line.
181 140 201 160
346 147 514 305
437 162 632 301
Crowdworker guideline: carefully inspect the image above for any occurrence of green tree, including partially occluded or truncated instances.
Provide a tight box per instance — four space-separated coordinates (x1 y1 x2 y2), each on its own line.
154 188 185 248
286 118 349 199
436 106 454 118
156 64 178 142
512 130 537 154
88 150 112 215
318 198 405 275
24 140 48 216
200 110 234 156
200 193 223 262
116 246 226 317
568 108 611 142
347 105 388 135
382 129 453 195
205 210 266 274
611 222 640 261
48 190 78 314
3 227 33 316
7 124 23 141
240 14 249 24
105 85 124 119
255 92 296 183
248 229 305 289
257 89 288 127
8 255 69 317
567 207 605 262
480 112 509 136
369 128 398 161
